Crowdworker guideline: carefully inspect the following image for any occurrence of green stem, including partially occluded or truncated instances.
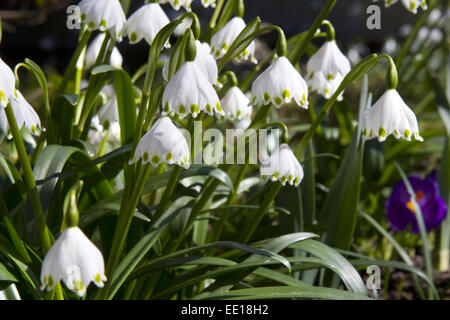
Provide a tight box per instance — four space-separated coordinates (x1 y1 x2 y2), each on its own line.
98 164 152 299
209 0 225 30
210 162 248 242
239 182 282 243
4 104 52 253
287 0 337 63
151 166 182 223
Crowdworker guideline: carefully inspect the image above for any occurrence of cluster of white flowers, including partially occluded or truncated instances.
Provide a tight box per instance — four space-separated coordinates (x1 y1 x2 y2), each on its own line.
0 0 429 298
375 0 428 14
0 58 41 137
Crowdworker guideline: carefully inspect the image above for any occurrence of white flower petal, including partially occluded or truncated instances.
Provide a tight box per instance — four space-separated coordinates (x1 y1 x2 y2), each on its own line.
162 61 223 119
361 89 423 142
79 0 126 41
260 143 304 186
210 17 257 63
124 4 170 46
40 227 106 297
251 56 308 108
0 58 16 108
306 40 350 100
130 116 190 168
220 86 252 120
85 34 123 69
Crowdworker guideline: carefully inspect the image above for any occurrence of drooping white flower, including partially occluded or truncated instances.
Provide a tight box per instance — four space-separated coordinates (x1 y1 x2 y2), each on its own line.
124 3 170 47
129 116 190 168
0 91 41 137
220 86 252 120
0 58 16 108
361 89 423 142
210 17 257 63
201 0 217 8
162 61 224 119
40 226 106 297
78 0 126 41
401 0 427 13
162 41 220 87
96 93 121 141
85 34 123 69
260 143 304 186
382 0 427 13
251 56 309 108
159 0 193 11
234 118 251 131
306 40 351 101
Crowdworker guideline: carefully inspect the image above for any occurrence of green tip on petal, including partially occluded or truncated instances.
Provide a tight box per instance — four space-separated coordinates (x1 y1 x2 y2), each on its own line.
190 104 199 114
100 19 107 29
363 128 367 136
264 92 271 102
130 32 137 43
206 104 212 113
327 74 334 81
165 152 173 161
143 152 149 162
88 21 96 29
151 155 160 165
404 129 411 138
48 276 54 288
274 97 283 105
282 89 290 100
164 102 170 112
95 273 102 284
179 104 186 114
378 127 386 138
215 102 222 112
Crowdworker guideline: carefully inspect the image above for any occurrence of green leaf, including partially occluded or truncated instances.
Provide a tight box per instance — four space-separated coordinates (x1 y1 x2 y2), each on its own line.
108 196 195 299
319 129 364 251
91 65 137 145
290 239 367 295
33 145 83 214
50 94 77 144
0 263 17 290
197 285 371 300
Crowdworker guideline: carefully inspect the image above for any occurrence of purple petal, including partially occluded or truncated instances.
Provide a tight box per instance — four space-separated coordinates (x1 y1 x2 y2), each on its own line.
386 199 416 232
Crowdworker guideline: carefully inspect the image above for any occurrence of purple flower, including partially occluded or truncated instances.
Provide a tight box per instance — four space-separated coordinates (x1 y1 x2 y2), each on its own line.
385 175 447 233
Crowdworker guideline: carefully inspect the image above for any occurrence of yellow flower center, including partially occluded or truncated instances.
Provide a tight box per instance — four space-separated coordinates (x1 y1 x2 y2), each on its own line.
406 191 424 212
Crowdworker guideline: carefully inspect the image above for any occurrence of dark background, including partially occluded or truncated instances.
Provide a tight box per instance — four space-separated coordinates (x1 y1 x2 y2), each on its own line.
0 0 419 73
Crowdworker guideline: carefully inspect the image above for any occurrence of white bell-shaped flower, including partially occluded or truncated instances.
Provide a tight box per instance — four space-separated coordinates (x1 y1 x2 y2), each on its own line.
160 0 193 11
78 0 126 41
162 41 220 87
220 86 252 120
96 93 121 141
130 116 190 168
124 3 170 47
306 40 351 101
361 89 423 142
40 226 106 297
383 0 427 13
260 143 304 186
0 58 16 108
0 91 41 137
162 61 224 119
251 56 309 109
210 17 257 63
85 34 123 69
